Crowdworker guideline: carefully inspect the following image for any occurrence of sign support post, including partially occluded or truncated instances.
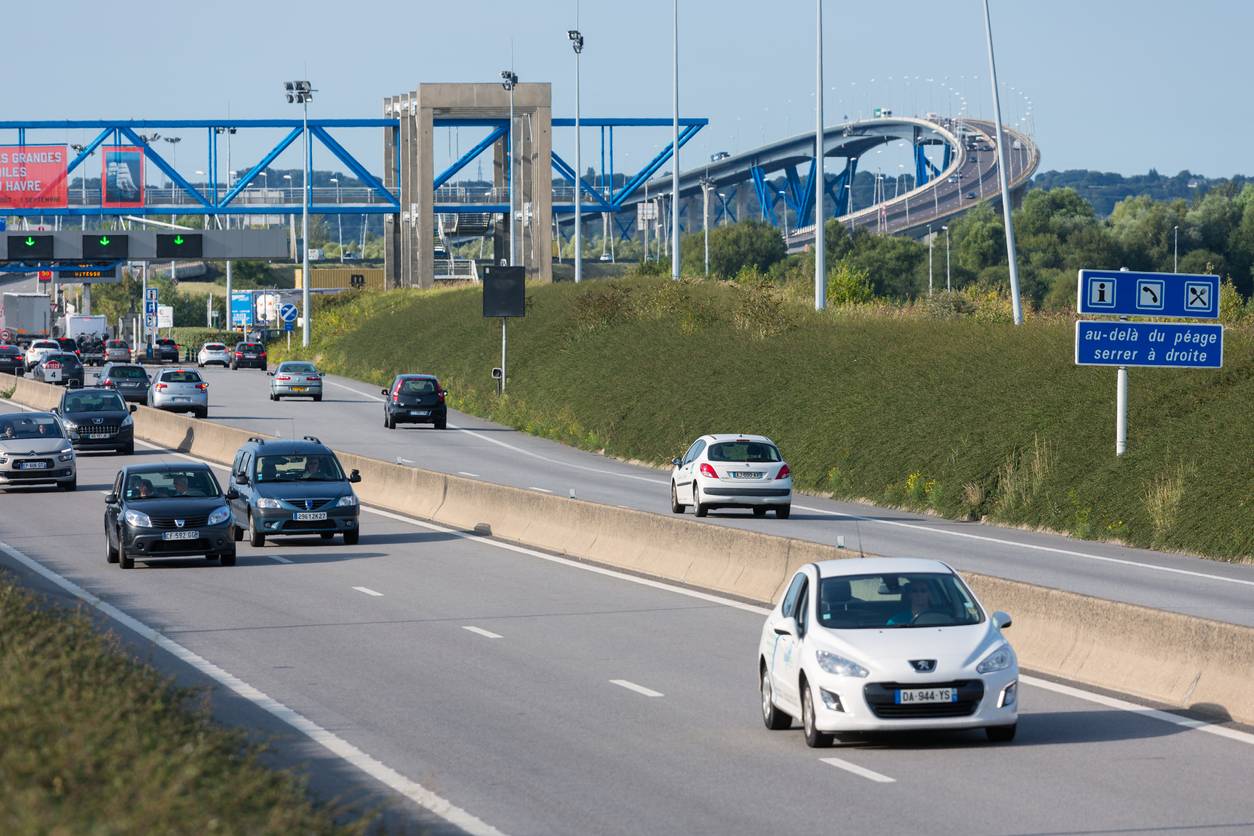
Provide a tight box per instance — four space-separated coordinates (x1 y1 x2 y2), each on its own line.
500 317 508 395
1116 364 1128 457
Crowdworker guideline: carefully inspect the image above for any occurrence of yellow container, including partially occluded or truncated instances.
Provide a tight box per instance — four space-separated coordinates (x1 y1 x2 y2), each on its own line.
294 267 386 291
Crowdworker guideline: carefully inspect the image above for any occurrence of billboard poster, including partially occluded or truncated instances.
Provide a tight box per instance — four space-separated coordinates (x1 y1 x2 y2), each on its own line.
229 291 254 327
101 145 145 208
0 145 69 208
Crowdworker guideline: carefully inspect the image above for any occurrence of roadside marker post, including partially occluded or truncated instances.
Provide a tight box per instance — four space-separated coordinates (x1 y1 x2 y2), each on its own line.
1075 268 1223 456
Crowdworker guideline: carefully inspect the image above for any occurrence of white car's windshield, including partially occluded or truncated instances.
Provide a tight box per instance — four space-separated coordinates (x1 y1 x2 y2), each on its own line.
818 572 983 629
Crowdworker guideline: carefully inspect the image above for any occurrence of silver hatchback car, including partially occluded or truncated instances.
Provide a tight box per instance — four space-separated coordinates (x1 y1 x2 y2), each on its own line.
148 368 209 418
269 361 323 401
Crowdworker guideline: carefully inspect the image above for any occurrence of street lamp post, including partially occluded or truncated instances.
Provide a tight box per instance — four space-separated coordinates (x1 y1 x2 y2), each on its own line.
163 137 181 202
69 143 90 229
500 70 518 266
717 192 727 227
981 0 1024 325
699 177 713 276
331 178 343 262
927 224 934 297
285 79 314 347
814 0 826 310
1173 224 1179 272
778 191 790 238
568 29 584 283
942 224 951 292
670 0 680 281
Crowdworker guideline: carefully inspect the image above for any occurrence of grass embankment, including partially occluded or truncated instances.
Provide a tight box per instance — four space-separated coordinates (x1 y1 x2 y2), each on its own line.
0 572 366 833
272 279 1254 562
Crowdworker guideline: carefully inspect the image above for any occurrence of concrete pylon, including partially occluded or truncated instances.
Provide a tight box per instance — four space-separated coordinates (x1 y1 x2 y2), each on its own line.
385 83 553 288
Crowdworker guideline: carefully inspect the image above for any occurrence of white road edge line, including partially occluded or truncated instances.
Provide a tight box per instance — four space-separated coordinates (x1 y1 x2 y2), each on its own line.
312 383 1253 591
352 586 384 597
610 679 664 698
527 486 552 494
74 429 1254 749
1020 675 1254 746
457 471 480 478
820 757 895 784
267 555 294 564
0 538 504 836
462 626 503 639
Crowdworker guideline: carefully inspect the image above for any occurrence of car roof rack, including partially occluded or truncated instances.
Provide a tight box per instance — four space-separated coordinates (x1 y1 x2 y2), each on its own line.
247 436 266 444
302 435 321 444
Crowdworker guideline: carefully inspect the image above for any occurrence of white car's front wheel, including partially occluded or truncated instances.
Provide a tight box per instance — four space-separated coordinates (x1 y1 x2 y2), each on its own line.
761 666 791 730
670 482 685 514
801 679 833 748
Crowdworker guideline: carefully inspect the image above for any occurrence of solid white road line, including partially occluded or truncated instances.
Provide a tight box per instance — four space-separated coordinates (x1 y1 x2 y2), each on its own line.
791 502 1254 590
307 385 1254 591
457 471 480 478
820 757 896 784
86 429 1254 749
462 626 503 639
0 539 503 836
527 486 552 494
352 586 384 597
267 555 294 564
1020 675 1254 746
610 679 664 698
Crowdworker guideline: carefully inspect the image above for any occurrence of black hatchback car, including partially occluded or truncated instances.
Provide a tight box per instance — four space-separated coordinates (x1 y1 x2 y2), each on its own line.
383 374 448 429
104 463 238 568
228 436 361 546
0 344 23 375
97 363 152 403
154 338 181 364
53 387 136 454
33 352 85 388
231 342 267 371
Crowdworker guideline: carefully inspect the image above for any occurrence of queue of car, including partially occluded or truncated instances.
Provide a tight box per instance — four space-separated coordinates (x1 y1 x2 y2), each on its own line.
2 336 1023 746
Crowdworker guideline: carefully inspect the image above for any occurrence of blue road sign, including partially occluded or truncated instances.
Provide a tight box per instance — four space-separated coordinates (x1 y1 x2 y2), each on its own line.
0 219 6 231
145 287 158 303
279 302 298 323
144 300 157 315
1077 270 1219 319
1075 321 1224 368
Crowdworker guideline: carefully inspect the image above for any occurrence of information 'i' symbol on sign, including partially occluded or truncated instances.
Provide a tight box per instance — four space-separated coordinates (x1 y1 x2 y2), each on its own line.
1088 278 1115 308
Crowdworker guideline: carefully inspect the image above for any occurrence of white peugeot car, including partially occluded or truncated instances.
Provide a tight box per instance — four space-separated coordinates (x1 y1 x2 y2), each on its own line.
758 558 1018 746
197 342 232 368
25 339 60 372
670 434 792 518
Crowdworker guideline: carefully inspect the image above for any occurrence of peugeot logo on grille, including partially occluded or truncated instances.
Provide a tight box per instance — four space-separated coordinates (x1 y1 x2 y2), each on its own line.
910 659 936 673
175 519 185 528
93 418 103 425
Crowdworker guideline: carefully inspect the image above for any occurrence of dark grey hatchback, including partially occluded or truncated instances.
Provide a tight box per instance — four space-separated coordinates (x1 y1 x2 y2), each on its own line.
104 463 238 568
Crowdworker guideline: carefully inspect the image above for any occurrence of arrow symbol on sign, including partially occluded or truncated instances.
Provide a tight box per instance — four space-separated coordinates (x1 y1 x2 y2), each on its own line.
173 235 184 245
24 236 35 246
99 236 111 246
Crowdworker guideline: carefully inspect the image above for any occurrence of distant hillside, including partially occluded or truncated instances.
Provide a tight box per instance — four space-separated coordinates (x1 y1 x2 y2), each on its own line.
1029 169 1254 215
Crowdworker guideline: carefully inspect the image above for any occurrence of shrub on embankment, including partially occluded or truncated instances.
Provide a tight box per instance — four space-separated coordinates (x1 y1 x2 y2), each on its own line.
0 572 367 833
272 278 1254 562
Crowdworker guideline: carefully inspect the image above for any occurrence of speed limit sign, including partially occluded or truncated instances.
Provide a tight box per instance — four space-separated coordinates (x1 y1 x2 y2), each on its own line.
0 329 13 344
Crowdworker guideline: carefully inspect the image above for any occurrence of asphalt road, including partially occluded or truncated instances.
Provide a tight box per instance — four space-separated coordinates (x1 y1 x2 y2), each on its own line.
1 437 1252 834
166 365 1254 627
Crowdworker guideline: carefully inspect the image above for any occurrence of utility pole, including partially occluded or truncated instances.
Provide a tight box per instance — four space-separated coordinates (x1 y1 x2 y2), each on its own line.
982 0 1024 325
928 224 934 297
700 177 712 276
670 0 681 280
569 28 584 282
814 0 826 310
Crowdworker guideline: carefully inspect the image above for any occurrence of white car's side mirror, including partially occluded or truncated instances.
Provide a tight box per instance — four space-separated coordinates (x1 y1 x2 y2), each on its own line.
992 611 1013 629
773 617 798 638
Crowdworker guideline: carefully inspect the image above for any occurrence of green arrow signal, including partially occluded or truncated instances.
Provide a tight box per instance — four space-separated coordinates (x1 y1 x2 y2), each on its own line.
173 235 184 246
99 236 111 246
24 236 35 247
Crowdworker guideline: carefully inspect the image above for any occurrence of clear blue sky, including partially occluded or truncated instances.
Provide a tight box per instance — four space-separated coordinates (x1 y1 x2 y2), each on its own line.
10 1 1249 182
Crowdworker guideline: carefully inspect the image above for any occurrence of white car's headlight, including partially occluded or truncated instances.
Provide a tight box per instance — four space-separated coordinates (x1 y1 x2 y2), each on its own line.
336 494 358 507
124 509 153 528
256 497 283 509
977 643 1014 674
207 506 231 526
816 650 870 678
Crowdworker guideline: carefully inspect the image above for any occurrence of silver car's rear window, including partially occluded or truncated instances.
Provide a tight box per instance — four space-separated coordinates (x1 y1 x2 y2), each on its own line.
160 371 203 383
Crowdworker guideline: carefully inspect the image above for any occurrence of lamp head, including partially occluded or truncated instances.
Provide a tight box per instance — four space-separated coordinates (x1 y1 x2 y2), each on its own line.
568 30 584 53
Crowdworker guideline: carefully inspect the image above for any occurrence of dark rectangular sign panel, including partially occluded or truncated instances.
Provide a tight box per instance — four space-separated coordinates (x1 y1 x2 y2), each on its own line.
82 233 129 260
482 265 526 318
156 233 202 258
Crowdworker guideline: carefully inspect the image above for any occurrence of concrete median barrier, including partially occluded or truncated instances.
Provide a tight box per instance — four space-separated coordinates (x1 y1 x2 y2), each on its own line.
5 375 1252 725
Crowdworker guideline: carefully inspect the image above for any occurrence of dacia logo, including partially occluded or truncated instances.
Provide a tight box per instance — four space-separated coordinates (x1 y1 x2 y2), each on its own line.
175 519 185 528
305 500 314 510
910 659 936 673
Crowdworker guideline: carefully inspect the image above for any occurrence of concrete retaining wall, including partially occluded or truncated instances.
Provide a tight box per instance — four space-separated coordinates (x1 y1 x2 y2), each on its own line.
6 376 1252 725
